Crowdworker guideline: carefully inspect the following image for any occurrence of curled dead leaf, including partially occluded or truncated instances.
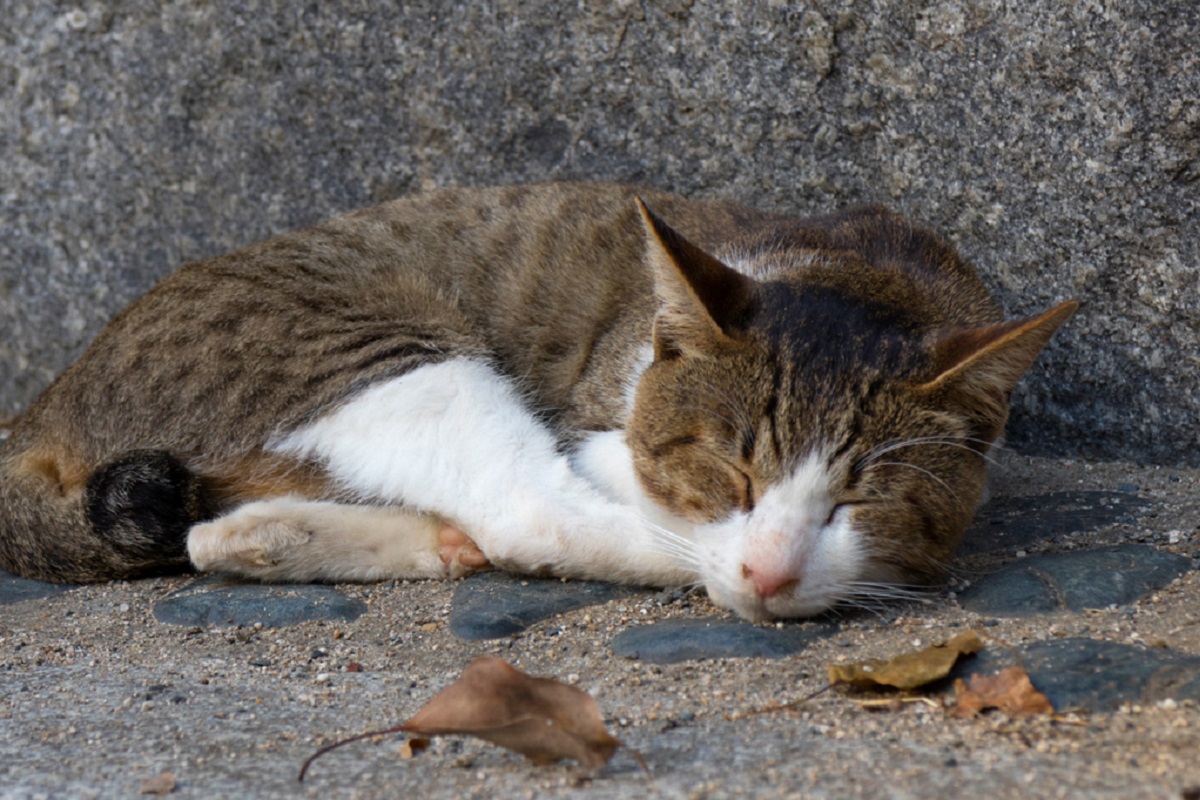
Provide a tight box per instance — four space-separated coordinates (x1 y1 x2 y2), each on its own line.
950 665 1054 719
300 656 639 781
828 631 983 691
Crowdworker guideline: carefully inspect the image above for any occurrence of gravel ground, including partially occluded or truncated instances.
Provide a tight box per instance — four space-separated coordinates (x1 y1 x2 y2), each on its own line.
3 451 1199 799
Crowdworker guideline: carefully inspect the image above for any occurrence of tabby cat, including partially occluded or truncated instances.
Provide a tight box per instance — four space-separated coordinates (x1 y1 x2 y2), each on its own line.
0 183 1075 621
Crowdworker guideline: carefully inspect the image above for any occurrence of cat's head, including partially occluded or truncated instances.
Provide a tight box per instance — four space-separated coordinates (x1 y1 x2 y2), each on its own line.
626 199 1077 621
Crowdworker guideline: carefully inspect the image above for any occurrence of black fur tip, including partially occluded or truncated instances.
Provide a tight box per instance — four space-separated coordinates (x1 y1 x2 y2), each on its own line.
85 450 213 561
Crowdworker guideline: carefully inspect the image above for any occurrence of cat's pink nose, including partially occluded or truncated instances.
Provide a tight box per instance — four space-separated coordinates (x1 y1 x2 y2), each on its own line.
741 563 799 598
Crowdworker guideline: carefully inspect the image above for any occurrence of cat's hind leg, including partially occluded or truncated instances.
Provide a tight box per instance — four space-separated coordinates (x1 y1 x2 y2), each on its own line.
187 498 489 582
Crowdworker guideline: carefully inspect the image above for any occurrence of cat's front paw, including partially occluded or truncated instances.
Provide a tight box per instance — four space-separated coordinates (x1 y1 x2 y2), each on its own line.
437 522 491 578
188 499 491 582
187 513 310 578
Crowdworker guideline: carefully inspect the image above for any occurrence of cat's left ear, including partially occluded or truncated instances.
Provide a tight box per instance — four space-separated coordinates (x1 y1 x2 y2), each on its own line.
636 198 755 360
916 300 1079 437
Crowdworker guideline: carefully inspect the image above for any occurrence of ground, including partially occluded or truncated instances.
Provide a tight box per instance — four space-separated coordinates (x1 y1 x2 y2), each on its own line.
2 451 1199 799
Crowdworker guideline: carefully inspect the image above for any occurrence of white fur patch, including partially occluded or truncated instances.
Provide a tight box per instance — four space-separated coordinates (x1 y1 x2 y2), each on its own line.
621 344 653 417
272 359 559 515
271 359 696 586
570 430 641 504
571 429 694 542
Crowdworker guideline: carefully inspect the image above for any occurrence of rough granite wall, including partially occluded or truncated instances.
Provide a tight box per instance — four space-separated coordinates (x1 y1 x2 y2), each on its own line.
2 1 1197 465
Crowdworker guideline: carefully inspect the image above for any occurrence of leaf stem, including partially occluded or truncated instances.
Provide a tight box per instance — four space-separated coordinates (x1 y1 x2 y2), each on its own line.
298 724 412 782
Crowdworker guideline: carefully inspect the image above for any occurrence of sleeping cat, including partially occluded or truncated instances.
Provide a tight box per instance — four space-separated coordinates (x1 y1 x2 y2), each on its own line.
0 183 1075 621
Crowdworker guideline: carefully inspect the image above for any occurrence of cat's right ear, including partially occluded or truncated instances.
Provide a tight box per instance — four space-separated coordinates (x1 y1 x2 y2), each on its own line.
915 300 1079 440
636 198 755 361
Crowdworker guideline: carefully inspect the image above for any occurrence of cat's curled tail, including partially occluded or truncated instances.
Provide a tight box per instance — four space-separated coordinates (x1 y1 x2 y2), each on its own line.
0 444 209 583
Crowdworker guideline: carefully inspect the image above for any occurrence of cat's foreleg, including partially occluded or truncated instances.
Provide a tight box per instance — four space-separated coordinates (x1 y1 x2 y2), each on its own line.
269 359 698 587
187 498 488 582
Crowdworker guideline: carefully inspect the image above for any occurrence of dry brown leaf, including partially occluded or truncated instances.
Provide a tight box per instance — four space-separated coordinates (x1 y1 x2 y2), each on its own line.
402 656 621 768
949 664 1054 719
139 772 176 795
828 631 983 691
299 656 632 781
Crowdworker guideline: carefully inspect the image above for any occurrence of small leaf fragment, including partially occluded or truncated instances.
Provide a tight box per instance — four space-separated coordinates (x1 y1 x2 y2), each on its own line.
828 631 983 691
399 737 430 759
139 772 177 795
950 665 1054 718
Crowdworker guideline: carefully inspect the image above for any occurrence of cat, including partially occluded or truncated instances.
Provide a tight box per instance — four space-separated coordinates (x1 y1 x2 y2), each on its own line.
0 182 1076 621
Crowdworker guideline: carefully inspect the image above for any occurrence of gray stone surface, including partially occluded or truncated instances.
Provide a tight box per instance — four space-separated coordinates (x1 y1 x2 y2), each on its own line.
153 576 367 628
959 490 1150 556
610 617 838 664
952 638 1200 712
449 572 636 640
2 2 1198 464
0 569 74 605
958 544 1192 615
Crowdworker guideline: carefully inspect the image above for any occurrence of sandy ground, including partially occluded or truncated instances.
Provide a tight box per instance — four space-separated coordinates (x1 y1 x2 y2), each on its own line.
2 451 1199 799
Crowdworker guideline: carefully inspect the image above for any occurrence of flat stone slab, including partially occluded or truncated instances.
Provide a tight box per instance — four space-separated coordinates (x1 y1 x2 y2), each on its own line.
959 544 1192 615
449 572 637 640
153 576 367 628
952 637 1200 712
610 617 838 664
960 491 1151 556
0 570 76 605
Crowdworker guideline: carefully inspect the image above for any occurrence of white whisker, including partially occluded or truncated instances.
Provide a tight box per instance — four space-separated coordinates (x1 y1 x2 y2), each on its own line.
834 599 893 621
675 581 707 596
644 521 695 548
858 435 1001 470
865 461 952 493
646 542 700 565
643 535 693 555
639 517 705 571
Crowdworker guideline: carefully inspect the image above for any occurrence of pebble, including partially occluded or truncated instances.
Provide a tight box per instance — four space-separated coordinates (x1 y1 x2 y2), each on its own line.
448 572 636 640
951 637 1200 712
152 575 367 628
958 490 1150 556
0 570 76 605
609 617 838 664
957 544 1192 615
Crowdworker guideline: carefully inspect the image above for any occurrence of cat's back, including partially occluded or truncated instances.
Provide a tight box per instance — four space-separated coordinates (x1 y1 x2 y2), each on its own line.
14 183 785 458
12 183 994 460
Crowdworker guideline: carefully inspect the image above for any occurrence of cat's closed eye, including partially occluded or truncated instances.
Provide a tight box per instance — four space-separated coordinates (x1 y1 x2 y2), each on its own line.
649 434 699 456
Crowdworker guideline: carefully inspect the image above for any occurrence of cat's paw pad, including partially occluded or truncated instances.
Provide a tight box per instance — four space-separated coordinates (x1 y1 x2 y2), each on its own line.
437 523 490 578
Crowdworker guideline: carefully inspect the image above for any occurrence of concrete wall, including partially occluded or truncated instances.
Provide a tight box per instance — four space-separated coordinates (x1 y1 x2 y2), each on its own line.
2 1 1197 464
